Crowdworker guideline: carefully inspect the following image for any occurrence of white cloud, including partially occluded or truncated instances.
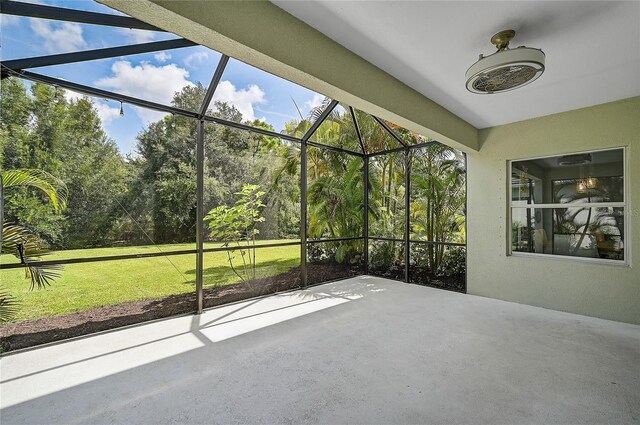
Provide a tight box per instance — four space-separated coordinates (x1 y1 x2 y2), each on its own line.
254 106 297 120
93 102 122 125
305 93 325 111
61 90 120 124
212 80 266 121
30 20 87 53
184 51 209 67
63 89 83 103
60 90 120 125
95 61 194 123
2 0 44 26
117 28 157 44
1 14 20 27
154 52 172 63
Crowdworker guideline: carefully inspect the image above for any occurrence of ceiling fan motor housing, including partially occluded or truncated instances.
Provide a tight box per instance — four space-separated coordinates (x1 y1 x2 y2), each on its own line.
466 30 545 94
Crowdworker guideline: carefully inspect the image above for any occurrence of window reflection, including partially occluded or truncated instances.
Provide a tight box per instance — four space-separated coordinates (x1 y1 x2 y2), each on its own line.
511 149 624 204
510 148 625 262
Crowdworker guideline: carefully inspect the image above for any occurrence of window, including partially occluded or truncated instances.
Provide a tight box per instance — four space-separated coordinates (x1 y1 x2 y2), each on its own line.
509 148 626 263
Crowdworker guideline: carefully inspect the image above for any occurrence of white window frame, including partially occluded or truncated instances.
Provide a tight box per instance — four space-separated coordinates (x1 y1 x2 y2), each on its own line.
507 147 628 266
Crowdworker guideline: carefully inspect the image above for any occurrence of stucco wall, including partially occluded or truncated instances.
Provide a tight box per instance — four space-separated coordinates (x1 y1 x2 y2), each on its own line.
467 97 640 324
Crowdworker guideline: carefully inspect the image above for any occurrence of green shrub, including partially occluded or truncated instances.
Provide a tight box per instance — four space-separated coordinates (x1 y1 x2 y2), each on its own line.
436 247 466 278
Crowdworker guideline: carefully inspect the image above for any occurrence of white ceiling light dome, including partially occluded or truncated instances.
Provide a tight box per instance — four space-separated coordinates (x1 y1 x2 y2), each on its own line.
466 29 545 94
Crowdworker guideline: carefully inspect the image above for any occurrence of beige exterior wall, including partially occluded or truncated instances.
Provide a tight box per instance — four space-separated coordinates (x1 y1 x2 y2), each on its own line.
468 97 640 324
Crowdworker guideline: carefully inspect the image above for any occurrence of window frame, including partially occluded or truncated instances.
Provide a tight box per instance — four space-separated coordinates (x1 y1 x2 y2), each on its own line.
507 146 629 266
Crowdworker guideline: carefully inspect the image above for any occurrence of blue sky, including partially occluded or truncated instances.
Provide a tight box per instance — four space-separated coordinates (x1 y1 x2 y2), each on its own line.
2 0 327 156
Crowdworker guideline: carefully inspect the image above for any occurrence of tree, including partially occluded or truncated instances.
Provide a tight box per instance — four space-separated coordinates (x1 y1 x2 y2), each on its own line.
410 144 466 272
0 79 128 249
205 184 266 284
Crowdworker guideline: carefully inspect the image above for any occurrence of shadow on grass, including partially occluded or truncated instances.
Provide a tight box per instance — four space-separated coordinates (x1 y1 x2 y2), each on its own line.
180 258 301 286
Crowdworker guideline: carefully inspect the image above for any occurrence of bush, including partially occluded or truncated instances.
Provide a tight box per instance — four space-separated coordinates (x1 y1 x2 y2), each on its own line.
436 247 466 278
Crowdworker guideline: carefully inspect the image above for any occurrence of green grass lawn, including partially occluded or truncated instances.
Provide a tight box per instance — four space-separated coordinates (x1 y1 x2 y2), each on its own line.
1 240 300 322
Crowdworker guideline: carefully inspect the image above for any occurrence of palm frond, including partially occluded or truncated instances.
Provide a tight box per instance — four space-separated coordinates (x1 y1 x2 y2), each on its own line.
308 97 336 122
2 169 68 212
2 222 63 290
24 263 63 290
0 289 19 323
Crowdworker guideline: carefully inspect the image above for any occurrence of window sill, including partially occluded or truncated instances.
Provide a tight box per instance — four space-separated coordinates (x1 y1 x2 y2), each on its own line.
509 251 629 267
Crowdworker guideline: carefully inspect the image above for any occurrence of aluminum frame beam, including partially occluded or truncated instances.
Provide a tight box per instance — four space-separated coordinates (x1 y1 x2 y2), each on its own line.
350 106 367 155
409 240 466 247
198 55 229 119
368 236 405 242
363 156 369 274
2 38 196 72
301 99 339 142
6 68 200 117
300 141 308 287
306 236 364 244
404 149 411 283
195 120 205 313
0 241 301 269
0 0 165 31
373 115 407 148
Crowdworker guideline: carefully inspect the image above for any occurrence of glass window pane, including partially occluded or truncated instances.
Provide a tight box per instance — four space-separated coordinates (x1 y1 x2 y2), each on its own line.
352 109 403 153
307 239 364 285
307 147 364 238
308 103 362 153
512 207 624 261
409 144 466 244
409 242 465 292
368 239 405 281
511 148 624 204
368 152 406 238
209 58 329 136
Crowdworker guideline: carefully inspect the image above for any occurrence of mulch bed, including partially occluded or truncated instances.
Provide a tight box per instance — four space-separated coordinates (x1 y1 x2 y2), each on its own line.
0 263 362 353
307 262 363 286
368 265 465 293
408 266 465 293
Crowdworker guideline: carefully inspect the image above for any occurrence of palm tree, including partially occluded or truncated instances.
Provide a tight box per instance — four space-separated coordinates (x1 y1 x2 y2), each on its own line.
1 169 68 295
409 144 466 272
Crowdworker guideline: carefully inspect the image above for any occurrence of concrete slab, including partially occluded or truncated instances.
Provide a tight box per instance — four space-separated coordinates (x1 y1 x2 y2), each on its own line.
1 276 639 424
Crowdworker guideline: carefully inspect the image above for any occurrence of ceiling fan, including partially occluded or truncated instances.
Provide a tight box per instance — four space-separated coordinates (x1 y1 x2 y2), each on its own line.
466 29 545 94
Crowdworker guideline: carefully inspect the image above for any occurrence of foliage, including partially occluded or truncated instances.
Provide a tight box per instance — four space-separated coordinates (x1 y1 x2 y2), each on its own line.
409 144 466 272
205 184 266 284
369 240 403 271
1 169 68 291
1 79 128 248
0 288 19 324
1 168 68 322
436 247 466 278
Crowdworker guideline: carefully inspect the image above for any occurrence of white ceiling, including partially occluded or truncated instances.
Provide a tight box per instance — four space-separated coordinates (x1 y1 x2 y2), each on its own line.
272 1 640 129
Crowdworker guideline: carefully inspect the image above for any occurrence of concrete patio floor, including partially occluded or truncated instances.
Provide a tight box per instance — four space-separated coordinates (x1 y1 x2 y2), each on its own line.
1 276 639 424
